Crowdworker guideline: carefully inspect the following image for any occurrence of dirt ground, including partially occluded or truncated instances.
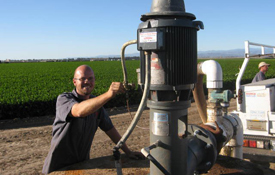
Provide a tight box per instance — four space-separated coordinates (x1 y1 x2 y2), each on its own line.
1 99 275 175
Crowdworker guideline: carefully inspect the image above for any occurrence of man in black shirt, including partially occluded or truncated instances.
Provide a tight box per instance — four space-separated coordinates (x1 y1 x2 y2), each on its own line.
42 65 144 174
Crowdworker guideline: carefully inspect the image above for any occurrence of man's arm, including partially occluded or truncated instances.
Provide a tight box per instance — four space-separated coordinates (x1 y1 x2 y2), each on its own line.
71 82 124 117
105 127 145 160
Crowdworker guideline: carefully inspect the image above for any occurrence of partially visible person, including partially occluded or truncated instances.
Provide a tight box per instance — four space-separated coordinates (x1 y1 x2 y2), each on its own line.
42 65 144 174
252 62 270 83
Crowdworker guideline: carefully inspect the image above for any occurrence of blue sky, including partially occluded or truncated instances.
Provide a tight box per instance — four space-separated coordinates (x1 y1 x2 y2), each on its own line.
1 0 275 60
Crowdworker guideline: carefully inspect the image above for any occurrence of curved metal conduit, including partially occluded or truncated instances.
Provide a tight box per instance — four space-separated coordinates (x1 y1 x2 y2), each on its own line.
120 40 137 89
114 40 151 175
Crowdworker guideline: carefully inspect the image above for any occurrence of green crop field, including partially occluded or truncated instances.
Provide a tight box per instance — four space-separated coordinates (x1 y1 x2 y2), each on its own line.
212 58 275 87
0 58 275 120
0 61 140 119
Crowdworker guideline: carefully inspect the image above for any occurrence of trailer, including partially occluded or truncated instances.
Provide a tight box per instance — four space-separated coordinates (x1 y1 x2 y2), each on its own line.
239 79 275 149
234 41 275 155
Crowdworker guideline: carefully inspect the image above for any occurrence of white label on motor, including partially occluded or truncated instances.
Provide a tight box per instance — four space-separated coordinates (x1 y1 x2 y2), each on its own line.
139 32 157 43
152 112 169 136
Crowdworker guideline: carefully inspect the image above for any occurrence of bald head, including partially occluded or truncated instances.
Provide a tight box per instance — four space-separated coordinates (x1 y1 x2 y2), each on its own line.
73 65 95 98
74 65 94 78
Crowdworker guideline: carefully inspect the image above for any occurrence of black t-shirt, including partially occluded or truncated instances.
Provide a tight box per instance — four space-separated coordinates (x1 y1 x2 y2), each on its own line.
42 89 114 174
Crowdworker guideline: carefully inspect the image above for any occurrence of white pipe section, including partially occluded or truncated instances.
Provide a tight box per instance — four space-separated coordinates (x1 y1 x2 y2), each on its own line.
244 40 250 56
248 41 275 48
236 41 250 111
198 60 223 89
221 112 243 159
236 57 249 111
261 46 265 55
228 113 243 159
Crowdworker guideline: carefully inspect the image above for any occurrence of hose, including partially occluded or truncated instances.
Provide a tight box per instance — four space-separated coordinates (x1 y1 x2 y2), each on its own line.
120 39 149 130
192 63 207 123
114 50 151 175
116 51 150 146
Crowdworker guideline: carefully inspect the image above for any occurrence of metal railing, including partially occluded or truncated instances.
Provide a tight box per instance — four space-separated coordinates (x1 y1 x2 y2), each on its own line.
245 40 275 58
236 41 275 111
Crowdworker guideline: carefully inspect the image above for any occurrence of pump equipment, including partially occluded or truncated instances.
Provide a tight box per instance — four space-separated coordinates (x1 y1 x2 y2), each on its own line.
115 0 243 175
137 0 204 174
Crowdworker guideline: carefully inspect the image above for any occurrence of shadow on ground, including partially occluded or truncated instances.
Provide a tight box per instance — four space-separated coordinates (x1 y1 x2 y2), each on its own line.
50 155 275 175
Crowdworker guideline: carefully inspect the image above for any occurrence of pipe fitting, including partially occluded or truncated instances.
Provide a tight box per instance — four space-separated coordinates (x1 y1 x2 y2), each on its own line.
198 60 223 89
187 124 217 174
206 102 223 123
209 90 235 103
193 60 224 124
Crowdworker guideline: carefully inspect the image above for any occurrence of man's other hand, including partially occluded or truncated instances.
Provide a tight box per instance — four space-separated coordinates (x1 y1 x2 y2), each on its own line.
127 151 145 160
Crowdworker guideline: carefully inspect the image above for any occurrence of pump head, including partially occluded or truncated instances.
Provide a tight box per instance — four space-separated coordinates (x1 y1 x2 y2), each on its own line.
141 0 196 21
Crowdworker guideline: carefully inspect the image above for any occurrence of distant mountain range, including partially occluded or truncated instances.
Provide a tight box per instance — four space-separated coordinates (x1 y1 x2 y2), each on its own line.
95 48 274 59
198 49 245 58
198 48 273 58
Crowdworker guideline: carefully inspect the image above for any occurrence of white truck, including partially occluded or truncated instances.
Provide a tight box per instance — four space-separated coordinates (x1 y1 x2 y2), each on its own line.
234 41 275 161
238 78 275 149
